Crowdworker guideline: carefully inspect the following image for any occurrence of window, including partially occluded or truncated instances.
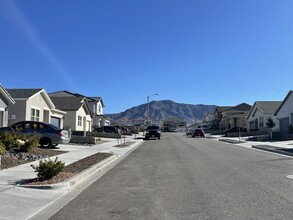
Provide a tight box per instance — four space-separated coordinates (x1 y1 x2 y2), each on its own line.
291 113 293 125
31 108 40 121
78 116 82 126
259 117 264 127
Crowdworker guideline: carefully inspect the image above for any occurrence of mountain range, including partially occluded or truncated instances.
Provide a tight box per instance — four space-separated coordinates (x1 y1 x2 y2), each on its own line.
106 100 216 125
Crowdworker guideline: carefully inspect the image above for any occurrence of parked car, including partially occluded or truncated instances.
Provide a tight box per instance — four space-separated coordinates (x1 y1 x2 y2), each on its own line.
192 128 205 137
94 126 118 133
145 125 161 140
0 121 71 148
224 127 247 137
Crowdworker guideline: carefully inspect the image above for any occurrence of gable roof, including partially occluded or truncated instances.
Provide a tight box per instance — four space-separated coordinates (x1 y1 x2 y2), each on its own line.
6 88 43 99
89 96 105 107
247 101 282 119
50 96 85 111
231 103 252 111
6 88 55 108
274 90 293 116
223 103 252 113
0 85 15 104
50 96 93 117
49 90 104 106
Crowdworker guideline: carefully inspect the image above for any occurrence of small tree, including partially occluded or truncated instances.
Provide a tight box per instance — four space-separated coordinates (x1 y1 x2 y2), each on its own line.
266 117 276 139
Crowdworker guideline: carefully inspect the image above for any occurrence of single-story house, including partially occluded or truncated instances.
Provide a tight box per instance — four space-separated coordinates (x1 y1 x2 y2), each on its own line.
48 91 109 128
220 103 252 131
0 85 15 127
6 88 66 128
247 101 281 132
49 96 93 132
274 90 293 135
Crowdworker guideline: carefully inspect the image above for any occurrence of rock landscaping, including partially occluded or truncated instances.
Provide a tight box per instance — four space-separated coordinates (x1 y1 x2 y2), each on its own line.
0 147 66 170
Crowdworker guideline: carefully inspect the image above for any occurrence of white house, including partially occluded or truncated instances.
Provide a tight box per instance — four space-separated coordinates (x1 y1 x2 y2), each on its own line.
0 85 15 127
246 101 281 132
274 90 293 135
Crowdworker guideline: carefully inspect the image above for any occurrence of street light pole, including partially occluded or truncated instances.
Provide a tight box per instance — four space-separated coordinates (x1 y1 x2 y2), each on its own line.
147 93 158 125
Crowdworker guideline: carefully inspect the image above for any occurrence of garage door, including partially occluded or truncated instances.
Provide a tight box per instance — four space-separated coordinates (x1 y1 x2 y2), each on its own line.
51 116 60 128
280 117 289 135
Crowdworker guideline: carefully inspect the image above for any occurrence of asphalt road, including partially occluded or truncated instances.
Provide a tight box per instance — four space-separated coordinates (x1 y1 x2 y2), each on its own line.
49 133 293 220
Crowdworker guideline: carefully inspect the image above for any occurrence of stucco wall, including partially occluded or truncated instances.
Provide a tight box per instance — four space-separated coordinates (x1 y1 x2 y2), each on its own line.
63 111 77 130
27 93 52 121
247 107 276 132
276 93 293 130
0 98 8 127
8 100 26 125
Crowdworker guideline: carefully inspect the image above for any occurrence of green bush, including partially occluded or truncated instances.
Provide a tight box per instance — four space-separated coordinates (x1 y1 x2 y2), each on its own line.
0 144 6 155
0 132 15 150
19 135 39 152
31 157 65 181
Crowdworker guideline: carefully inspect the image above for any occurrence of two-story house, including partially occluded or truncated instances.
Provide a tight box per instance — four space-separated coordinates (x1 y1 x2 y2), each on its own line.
49 91 109 130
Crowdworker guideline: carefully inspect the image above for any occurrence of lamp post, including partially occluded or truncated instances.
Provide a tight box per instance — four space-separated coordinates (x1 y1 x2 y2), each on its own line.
147 93 158 125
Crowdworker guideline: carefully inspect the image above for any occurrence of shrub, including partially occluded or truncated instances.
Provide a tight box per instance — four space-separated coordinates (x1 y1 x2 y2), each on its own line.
31 157 65 181
0 132 15 150
0 145 6 155
19 135 39 152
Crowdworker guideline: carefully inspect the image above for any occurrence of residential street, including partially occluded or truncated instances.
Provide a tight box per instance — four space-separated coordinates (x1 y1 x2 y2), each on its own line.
48 133 293 220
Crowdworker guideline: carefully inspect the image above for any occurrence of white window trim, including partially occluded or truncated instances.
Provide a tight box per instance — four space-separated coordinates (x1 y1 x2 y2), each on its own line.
31 107 40 121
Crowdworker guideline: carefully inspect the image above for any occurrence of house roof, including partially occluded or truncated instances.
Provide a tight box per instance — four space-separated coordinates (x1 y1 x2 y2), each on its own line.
50 96 85 111
0 85 15 104
49 91 105 106
247 101 282 119
6 88 43 99
50 96 94 117
89 96 105 107
215 106 234 113
274 90 293 116
6 88 55 109
231 103 252 111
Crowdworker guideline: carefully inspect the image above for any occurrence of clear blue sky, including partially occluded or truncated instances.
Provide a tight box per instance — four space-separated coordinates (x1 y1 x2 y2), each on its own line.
1 0 293 114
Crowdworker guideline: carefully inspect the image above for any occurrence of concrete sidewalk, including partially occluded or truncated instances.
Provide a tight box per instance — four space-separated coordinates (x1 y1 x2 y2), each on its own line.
0 135 144 220
208 134 293 150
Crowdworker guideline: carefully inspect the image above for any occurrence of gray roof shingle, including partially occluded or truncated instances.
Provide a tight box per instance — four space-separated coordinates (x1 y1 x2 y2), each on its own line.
6 89 43 99
256 101 282 114
50 96 84 111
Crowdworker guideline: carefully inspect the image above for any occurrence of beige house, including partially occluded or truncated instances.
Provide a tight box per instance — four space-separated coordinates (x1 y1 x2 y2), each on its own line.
48 91 109 128
50 96 93 132
6 88 66 128
220 103 252 131
0 85 15 127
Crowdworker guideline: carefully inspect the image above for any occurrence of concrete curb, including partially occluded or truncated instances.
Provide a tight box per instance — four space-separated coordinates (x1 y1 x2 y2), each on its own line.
219 138 245 144
17 139 144 190
18 154 119 190
252 145 293 157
